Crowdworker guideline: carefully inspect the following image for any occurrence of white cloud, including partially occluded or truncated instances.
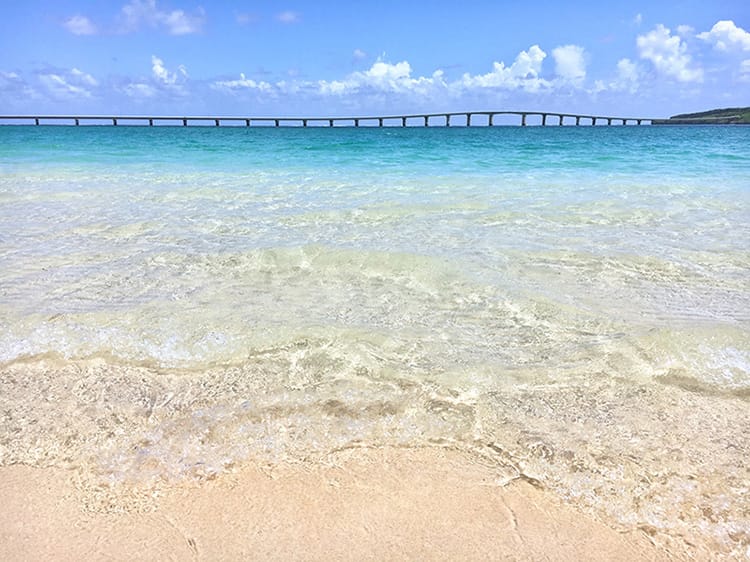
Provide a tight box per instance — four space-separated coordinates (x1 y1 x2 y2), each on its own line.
590 58 640 94
70 68 98 86
211 73 272 92
698 20 750 52
460 45 549 92
353 49 367 61
38 68 98 99
151 55 187 85
120 0 204 35
637 24 703 82
676 24 694 36
122 82 157 98
634 13 642 26
552 44 586 83
0 71 37 99
63 15 97 35
319 59 447 96
277 11 300 24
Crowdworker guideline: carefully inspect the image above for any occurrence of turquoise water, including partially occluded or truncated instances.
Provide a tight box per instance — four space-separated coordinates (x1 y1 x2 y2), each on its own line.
1 125 749 553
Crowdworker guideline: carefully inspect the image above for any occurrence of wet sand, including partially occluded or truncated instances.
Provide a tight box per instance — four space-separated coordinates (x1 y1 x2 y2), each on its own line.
0 447 705 561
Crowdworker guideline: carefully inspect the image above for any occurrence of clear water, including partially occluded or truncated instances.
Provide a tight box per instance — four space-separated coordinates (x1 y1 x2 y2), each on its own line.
1 125 749 553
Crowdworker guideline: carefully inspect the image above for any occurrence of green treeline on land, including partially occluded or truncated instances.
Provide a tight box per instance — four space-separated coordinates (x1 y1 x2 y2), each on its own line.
652 107 750 125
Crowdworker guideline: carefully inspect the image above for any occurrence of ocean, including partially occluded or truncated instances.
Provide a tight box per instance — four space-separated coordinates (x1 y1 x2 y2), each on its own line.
1 124 749 552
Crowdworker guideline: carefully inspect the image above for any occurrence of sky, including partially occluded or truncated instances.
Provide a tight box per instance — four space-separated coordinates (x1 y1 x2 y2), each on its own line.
0 0 748 118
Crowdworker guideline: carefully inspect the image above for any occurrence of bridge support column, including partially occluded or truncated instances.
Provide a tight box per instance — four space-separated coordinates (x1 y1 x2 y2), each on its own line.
355 119 359 127
575 116 580 126
303 119 308 127
466 113 472 126
637 119 642 125
75 118 79 126
521 114 526 126
379 118 383 127
424 116 429 127
35 118 40 125
592 117 597 126
446 114 450 127
182 119 187 126
559 115 564 126
149 119 154 126
489 114 494 126
607 118 612 125
113 118 118 126
541 114 547 126
402 117 407 127
245 119 250 126
275 119 279 127
329 119 334 127
215 119 220 126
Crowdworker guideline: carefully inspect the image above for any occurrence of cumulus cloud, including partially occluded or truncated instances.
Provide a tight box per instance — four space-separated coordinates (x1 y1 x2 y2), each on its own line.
353 49 367 61
63 15 97 35
120 55 187 99
459 45 549 92
211 73 272 92
151 55 187 84
318 59 447 96
552 45 586 83
637 24 703 82
276 11 300 24
698 20 750 52
38 68 98 99
120 0 204 35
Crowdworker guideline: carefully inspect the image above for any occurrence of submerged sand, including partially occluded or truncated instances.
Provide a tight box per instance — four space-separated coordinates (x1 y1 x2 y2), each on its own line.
0 447 708 561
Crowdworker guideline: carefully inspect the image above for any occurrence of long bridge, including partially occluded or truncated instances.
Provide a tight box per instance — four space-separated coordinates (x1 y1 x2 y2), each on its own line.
0 111 654 127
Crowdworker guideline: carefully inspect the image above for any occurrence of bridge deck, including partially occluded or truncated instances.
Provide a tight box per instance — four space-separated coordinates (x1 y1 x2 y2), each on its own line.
0 111 653 127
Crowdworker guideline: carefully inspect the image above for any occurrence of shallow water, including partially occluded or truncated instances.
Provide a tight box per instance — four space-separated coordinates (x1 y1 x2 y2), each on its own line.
1 125 749 554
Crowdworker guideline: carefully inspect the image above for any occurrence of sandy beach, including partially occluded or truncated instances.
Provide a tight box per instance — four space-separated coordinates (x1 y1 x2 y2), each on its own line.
0 446 707 561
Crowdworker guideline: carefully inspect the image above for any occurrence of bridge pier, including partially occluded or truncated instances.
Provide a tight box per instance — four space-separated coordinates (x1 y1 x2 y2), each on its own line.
607 118 612 125
558 115 564 126
575 116 580 126
592 117 597 126
303 119 308 127
215 119 220 126
637 119 642 125
35 118 39 125
466 113 472 126
75 118 79 126
521 114 527 126
149 119 154 126
245 119 250 126
424 115 429 127
329 119 334 127
446 114 450 127
402 117 407 127
541 114 547 126
354 119 360 127
378 118 383 127
489 114 494 126
113 118 118 126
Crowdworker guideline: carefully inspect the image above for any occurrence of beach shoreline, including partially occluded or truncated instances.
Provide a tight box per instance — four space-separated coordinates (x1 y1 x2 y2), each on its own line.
0 446 707 561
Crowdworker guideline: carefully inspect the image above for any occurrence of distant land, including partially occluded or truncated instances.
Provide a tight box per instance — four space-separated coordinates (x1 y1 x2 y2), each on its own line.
652 107 750 125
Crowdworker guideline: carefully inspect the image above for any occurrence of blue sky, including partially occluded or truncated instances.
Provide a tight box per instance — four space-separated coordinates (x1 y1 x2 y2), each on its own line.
1 0 748 118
